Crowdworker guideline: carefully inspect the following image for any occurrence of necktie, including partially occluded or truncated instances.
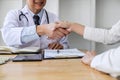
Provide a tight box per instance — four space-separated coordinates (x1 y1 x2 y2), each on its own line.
33 15 40 25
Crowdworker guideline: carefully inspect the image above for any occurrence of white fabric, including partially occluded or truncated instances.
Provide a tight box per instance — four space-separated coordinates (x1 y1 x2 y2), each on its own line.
84 20 120 44
83 20 120 77
1 5 69 49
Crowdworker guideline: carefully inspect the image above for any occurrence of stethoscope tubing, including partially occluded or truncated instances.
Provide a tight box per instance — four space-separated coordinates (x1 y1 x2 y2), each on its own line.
19 9 49 24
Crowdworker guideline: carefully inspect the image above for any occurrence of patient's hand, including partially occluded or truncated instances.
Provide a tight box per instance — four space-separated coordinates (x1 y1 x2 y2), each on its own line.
56 21 72 32
50 27 70 39
48 42 63 49
37 23 69 40
81 51 96 65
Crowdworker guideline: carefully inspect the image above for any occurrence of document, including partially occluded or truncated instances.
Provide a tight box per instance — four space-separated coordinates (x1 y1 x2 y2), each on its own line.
0 46 40 54
44 48 85 59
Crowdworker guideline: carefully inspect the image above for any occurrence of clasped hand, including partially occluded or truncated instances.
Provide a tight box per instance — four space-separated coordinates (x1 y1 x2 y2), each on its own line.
37 23 70 40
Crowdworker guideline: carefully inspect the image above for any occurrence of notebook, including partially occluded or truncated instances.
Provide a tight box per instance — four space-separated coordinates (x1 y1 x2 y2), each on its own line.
0 46 41 54
0 56 10 65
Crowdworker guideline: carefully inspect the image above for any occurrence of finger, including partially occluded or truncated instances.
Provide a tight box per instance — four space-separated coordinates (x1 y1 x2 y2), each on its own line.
55 21 60 24
58 28 70 35
81 54 89 61
52 33 62 40
55 30 65 37
53 30 65 39
56 28 69 36
55 22 62 28
48 43 52 49
55 21 67 28
52 43 59 49
48 30 62 39
48 43 56 49
81 57 86 64
81 56 89 65
91 51 96 56
67 28 71 32
51 43 58 49
57 45 63 49
53 43 63 49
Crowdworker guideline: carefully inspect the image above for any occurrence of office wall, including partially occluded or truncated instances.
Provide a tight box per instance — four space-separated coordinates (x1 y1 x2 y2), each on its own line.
96 0 120 53
2 0 119 53
0 0 23 46
59 0 95 50
45 0 59 16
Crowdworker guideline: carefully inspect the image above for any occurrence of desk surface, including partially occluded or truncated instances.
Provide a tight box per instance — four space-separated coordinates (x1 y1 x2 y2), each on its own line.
0 55 117 80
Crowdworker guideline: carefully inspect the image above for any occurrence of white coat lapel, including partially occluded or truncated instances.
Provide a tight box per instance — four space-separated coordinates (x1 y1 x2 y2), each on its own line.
21 5 34 26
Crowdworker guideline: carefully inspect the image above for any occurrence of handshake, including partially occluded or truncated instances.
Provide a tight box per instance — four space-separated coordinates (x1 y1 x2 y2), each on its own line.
36 21 73 40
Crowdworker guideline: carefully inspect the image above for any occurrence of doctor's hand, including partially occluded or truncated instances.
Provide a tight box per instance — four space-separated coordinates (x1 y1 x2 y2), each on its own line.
36 23 69 39
36 23 56 38
48 42 63 49
81 51 96 65
51 27 70 39
56 21 72 32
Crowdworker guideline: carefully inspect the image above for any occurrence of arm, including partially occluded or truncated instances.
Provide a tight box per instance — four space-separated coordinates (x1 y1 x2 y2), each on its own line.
1 10 43 47
81 47 120 78
1 10 25 47
1 10 59 47
58 21 120 44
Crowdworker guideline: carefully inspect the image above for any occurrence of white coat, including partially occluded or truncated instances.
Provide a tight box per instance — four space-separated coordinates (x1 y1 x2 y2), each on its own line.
1 5 69 49
83 20 120 77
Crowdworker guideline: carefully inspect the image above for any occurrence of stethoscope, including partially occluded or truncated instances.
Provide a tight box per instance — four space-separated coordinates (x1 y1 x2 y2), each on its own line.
19 9 49 24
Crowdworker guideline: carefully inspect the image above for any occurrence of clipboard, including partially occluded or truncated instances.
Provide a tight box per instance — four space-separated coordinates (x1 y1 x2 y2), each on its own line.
43 49 85 59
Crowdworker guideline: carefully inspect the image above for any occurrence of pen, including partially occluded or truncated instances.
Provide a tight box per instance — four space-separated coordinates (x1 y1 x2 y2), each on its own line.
57 49 59 54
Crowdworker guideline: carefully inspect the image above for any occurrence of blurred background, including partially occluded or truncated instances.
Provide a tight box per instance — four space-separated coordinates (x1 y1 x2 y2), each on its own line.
0 0 120 54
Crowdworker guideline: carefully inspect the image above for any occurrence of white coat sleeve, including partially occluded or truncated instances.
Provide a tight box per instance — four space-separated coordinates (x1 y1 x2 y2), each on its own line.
1 10 39 47
1 10 23 47
91 47 120 77
83 20 120 44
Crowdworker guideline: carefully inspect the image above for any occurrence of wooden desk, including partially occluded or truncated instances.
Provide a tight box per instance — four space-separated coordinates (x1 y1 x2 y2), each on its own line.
0 55 117 80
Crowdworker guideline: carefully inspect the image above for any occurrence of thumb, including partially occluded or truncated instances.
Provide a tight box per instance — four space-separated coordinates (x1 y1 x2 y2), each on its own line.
67 28 72 32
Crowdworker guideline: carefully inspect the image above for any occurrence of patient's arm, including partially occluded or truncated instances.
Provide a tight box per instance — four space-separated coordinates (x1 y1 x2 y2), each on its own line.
81 51 96 65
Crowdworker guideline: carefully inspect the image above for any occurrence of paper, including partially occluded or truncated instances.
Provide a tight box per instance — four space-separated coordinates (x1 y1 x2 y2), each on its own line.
44 48 85 59
12 47 40 53
0 46 12 54
0 46 40 54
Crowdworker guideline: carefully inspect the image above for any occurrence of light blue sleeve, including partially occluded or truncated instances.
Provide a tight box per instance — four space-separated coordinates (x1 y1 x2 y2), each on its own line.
21 25 40 43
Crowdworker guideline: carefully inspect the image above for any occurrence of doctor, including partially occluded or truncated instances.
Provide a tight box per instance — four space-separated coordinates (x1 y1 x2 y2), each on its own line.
57 21 120 78
1 0 69 49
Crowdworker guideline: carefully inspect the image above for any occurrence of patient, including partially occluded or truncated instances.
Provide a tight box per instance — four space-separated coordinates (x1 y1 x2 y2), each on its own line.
56 21 120 78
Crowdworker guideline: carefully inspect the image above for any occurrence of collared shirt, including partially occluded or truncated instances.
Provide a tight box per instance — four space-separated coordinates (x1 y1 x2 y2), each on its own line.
1 5 69 49
21 5 44 43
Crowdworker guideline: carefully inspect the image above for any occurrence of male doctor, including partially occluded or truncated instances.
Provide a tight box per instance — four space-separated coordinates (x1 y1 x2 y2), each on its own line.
1 0 69 49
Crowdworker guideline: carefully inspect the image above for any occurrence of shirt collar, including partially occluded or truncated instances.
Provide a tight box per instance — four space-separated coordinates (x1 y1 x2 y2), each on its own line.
23 5 44 20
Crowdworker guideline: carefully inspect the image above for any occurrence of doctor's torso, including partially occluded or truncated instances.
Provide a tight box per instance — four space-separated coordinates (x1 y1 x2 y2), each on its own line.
2 5 59 49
